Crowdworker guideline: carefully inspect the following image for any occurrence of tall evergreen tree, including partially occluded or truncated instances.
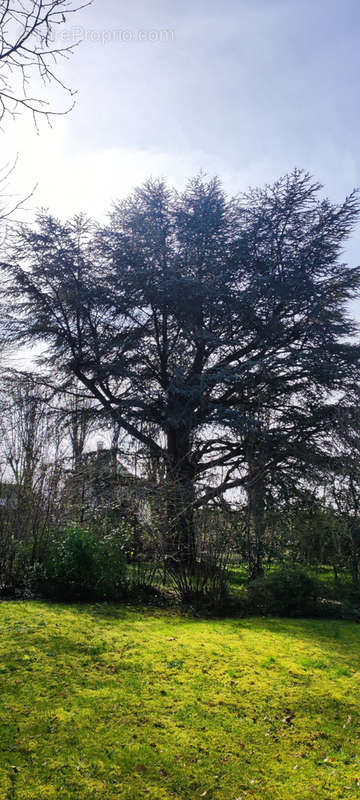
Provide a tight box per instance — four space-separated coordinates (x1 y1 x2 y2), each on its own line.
7 171 360 571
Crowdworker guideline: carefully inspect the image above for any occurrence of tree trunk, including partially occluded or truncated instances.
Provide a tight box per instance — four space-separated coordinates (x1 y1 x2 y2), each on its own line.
246 459 266 580
166 428 196 569
350 539 359 585
349 522 359 586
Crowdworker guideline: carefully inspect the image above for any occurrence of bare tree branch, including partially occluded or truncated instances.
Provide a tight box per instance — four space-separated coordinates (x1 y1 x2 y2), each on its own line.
0 0 91 127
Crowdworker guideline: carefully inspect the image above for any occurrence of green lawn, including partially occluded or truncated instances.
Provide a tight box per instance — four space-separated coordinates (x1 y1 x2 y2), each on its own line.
0 603 360 799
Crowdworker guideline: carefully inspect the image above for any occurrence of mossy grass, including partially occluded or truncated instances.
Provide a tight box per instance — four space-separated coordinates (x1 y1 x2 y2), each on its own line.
0 601 360 799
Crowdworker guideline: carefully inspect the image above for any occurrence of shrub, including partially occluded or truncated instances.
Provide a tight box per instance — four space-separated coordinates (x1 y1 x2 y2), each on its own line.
40 523 130 601
246 568 320 617
169 559 230 610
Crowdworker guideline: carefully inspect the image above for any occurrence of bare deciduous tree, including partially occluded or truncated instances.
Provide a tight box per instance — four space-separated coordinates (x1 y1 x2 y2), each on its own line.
0 0 90 127
0 372 66 587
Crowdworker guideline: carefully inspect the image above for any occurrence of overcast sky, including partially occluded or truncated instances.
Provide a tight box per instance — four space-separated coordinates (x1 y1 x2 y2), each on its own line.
2 0 360 264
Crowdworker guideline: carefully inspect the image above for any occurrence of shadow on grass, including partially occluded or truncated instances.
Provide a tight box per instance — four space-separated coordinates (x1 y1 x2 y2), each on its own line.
230 616 360 666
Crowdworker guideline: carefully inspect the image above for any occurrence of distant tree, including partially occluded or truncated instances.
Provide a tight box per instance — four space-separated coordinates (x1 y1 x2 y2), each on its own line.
0 0 90 126
324 393 360 585
0 372 65 582
7 172 360 573
0 371 56 488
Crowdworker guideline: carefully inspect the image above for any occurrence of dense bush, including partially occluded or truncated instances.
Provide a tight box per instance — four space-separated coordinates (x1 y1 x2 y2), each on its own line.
246 568 320 617
39 523 131 601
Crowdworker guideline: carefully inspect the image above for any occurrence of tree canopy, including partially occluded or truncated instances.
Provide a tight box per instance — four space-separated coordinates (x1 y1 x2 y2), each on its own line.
6 170 360 569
